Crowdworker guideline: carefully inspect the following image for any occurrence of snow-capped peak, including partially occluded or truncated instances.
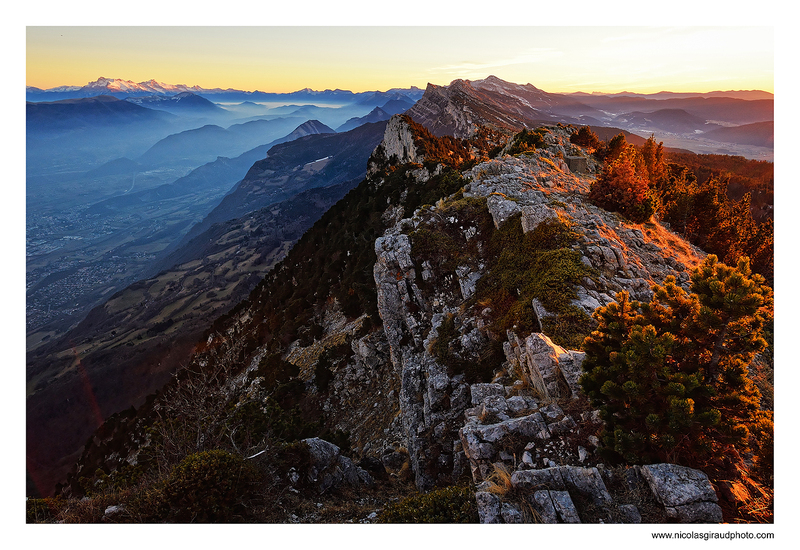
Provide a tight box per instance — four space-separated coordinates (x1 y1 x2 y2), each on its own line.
81 77 197 95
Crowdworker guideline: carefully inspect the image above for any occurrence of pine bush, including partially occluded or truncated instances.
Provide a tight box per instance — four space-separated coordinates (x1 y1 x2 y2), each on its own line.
580 255 773 469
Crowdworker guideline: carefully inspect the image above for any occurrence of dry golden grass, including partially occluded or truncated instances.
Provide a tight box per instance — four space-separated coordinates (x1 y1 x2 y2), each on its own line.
485 462 513 497
483 462 544 523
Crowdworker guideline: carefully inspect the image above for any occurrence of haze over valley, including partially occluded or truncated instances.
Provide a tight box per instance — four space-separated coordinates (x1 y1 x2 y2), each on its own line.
26 83 420 348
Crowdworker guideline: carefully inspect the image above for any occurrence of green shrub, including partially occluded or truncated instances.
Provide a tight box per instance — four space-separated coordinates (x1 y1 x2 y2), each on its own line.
227 400 271 449
507 128 548 156
430 313 458 365
580 256 773 468
157 450 262 523
378 485 478 523
570 126 600 150
474 214 594 348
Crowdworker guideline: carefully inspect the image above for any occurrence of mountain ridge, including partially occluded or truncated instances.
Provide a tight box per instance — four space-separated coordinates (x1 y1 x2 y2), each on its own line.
26 77 426 103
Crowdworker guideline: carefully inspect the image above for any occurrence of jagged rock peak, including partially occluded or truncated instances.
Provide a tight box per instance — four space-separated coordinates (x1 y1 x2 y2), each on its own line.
381 115 420 164
366 114 421 176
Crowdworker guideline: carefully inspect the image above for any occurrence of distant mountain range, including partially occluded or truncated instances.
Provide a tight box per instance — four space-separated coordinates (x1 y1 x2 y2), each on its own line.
27 76 772 153
405 75 773 152
26 77 426 104
567 89 774 101
124 92 225 114
26 95 174 132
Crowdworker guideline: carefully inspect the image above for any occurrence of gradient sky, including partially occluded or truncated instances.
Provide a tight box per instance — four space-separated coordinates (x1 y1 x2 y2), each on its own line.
26 26 774 95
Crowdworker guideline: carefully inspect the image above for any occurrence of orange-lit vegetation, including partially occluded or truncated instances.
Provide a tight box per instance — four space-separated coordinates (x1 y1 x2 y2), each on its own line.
589 142 656 223
581 129 773 283
569 125 601 151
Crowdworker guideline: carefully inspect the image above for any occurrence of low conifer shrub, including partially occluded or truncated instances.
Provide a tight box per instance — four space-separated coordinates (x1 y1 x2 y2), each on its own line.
378 485 478 523
580 255 773 469
156 450 262 522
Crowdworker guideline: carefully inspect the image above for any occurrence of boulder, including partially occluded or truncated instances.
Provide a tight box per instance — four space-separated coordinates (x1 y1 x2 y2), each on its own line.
638 463 722 523
475 491 502 523
564 156 589 173
302 438 373 493
505 332 578 399
520 204 558 233
486 194 521 228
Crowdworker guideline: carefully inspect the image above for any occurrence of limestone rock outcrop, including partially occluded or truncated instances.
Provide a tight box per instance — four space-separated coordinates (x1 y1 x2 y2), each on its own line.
475 463 722 524
367 115 420 176
504 331 585 400
370 121 707 495
638 463 723 523
298 437 373 494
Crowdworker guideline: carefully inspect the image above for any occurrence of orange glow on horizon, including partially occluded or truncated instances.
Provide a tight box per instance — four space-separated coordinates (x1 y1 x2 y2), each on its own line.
25 26 773 96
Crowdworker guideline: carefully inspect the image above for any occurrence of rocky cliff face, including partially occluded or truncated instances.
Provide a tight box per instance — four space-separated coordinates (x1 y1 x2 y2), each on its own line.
369 118 706 496
405 79 533 138
405 75 596 139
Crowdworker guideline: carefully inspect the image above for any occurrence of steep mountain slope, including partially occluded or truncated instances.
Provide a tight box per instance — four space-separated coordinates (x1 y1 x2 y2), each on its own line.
135 117 307 168
405 78 544 137
405 75 598 138
173 121 387 250
26 181 357 498
26 121 383 497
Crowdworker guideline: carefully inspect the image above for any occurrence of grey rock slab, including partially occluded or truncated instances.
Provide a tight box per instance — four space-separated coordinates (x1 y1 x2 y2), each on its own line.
561 466 613 506
618 504 642 524
475 491 502 524
550 490 582 523
470 383 505 406
530 490 558 523
666 502 724 523
511 468 566 491
639 463 719 507
501 502 524 524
